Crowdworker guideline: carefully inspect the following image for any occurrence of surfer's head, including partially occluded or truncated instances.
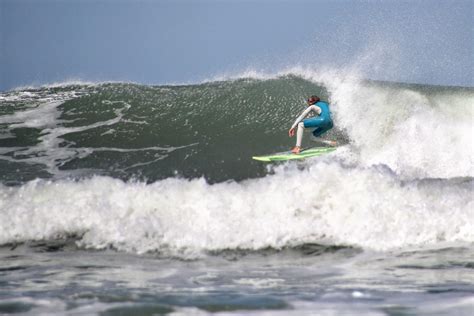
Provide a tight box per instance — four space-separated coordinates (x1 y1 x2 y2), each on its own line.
307 96 320 105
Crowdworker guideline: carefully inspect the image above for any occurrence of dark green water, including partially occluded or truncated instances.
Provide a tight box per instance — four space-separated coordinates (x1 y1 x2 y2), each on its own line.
0 76 345 184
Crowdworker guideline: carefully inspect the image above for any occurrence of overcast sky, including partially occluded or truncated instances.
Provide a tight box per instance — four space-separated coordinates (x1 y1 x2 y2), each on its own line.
1 0 473 90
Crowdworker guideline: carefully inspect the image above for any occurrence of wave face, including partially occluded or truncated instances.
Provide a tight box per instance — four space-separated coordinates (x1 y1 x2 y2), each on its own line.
1 75 473 183
0 77 337 184
0 73 473 255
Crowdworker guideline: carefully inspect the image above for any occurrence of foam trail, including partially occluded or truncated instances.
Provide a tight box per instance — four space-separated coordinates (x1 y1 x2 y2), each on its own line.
0 101 64 129
0 99 131 174
0 161 472 256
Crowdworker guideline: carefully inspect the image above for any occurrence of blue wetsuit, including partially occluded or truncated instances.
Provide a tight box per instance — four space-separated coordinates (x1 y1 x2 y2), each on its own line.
303 101 334 137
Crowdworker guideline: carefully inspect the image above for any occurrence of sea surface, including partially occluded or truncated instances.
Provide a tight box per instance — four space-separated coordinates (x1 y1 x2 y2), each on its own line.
0 72 473 315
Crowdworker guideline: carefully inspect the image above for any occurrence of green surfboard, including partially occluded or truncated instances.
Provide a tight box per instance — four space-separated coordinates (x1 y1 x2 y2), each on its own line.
252 146 337 162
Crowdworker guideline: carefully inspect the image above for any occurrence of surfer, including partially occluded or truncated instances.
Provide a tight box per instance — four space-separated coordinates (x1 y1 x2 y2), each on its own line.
288 96 335 154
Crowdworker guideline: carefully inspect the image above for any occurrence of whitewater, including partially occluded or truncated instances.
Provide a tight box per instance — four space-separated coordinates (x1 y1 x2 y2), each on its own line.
0 70 473 315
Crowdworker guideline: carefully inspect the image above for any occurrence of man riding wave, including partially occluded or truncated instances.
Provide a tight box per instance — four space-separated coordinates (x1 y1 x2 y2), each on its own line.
288 95 336 154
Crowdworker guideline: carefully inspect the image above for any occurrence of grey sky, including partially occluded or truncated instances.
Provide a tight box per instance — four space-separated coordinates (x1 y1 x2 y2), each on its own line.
1 0 473 91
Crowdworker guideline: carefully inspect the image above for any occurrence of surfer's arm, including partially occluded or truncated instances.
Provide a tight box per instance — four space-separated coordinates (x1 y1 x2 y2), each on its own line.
290 105 321 129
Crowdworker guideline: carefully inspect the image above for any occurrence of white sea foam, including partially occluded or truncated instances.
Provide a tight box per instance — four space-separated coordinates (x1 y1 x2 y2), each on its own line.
0 161 472 255
8 79 101 92
319 73 474 179
0 100 64 129
0 98 132 175
1 69 472 256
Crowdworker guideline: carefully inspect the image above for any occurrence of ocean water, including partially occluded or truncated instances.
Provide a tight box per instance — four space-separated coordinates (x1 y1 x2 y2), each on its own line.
0 72 473 315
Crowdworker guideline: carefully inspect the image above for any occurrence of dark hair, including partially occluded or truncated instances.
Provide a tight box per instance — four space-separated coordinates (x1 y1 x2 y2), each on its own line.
307 95 320 104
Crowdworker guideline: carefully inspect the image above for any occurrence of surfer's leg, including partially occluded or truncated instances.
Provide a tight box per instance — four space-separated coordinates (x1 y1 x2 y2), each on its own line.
312 125 330 137
311 121 336 146
310 131 333 145
310 128 325 143
311 119 333 136
291 122 305 154
298 117 324 148
296 122 304 147
311 135 337 146
304 117 325 144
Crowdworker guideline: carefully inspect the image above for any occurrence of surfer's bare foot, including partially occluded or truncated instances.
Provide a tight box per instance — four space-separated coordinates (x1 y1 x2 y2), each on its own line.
320 139 338 147
291 146 301 154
